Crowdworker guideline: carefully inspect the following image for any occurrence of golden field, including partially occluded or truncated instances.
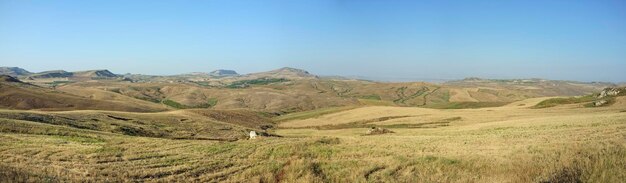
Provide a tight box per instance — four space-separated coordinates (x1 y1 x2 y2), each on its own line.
1 96 625 182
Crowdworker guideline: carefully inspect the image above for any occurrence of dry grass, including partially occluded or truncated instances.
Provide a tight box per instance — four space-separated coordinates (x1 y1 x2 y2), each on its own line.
279 97 625 128
1 97 625 182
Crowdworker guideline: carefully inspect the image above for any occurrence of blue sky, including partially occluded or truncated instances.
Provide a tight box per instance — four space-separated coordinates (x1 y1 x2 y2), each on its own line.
1 0 625 82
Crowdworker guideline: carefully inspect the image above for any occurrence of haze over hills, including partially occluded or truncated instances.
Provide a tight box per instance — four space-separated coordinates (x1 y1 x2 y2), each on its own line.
0 66 616 113
3 68 120 80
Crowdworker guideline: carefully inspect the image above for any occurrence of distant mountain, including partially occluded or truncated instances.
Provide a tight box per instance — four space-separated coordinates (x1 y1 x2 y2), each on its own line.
449 77 614 86
26 69 118 79
73 70 118 78
444 77 614 96
209 69 239 77
0 67 32 76
245 67 317 79
29 70 73 79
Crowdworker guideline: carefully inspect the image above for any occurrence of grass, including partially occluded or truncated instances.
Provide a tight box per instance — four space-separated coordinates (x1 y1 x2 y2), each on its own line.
358 94 381 100
2 111 625 182
192 81 211 87
300 116 460 130
48 80 74 87
134 96 161 103
162 99 188 109
533 87 626 108
0 109 267 141
207 98 218 107
273 106 356 122
357 98 396 106
1 97 625 182
163 98 218 109
533 95 596 108
425 101 509 109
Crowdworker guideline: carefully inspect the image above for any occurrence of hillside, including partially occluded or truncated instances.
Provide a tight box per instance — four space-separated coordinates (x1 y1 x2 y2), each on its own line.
0 67 614 113
2 67 609 113
0 108 274 141
244 67 317 80
28 70 73 79
0 67 624 182
0 75 22 83
72 69 118 78
0 67 32 76
0 76 165 112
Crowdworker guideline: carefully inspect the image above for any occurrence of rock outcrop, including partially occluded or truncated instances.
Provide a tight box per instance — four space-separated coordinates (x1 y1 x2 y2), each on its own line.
365 127 394 135
598 88 622 98
593 100 608 107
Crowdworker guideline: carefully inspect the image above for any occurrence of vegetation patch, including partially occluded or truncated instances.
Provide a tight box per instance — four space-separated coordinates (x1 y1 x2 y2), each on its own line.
162 99 188 109
533 95 596 108
393 86 429 104
534 88 625 108
358 94 381 100
134 96 161 103
114 126 161 137
48 80 74 87
426 102 509 109
206 98 218 107
540 167 582 183
193 81 212 87
307 116 457 130
163 98 218 109
0 165 59 182
226 78 289 88
107 115 132 121
357 98 396 106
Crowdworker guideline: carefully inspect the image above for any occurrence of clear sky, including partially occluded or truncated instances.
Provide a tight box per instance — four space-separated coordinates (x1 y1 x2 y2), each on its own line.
1 0 625 82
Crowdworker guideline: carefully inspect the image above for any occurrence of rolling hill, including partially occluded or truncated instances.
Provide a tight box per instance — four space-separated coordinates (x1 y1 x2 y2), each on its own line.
0 67 32 77
0 67 613 113
0 75 165 112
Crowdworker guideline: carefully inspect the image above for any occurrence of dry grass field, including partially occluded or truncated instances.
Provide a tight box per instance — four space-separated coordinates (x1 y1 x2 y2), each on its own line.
1 96 624 182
